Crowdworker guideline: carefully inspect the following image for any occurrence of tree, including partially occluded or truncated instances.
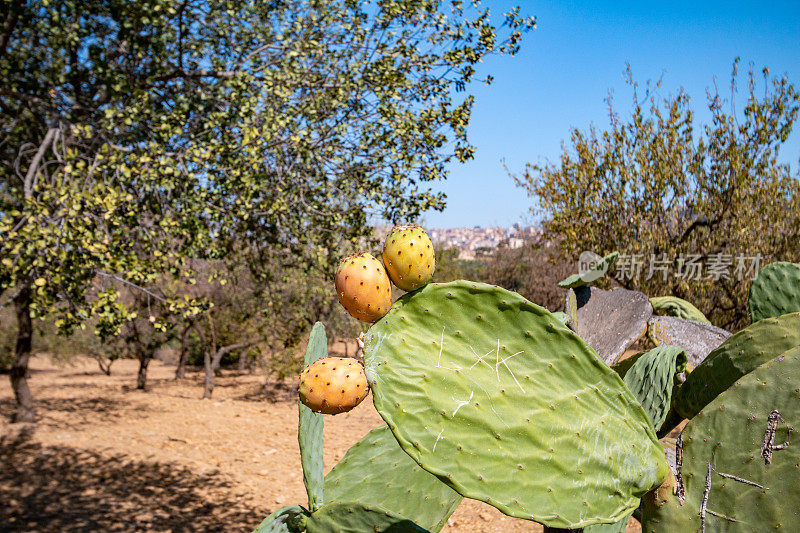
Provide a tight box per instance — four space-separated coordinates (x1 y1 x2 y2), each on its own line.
1 0 534 420
482 236 573 312
514 61 800 329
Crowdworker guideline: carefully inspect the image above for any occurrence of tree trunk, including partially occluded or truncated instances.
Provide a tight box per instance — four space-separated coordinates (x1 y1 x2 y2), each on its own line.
211 341 255 376
175 323 191 379
136 352 150 390
10 286 35 423
237 348 247 371
202 349 214 399
248 351 257 374
94 354 113 376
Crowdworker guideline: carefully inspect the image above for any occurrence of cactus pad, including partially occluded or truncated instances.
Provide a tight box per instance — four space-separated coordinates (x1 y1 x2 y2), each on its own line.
325 425 461 531
364 281 667 529
558 251 619 288
650 296 710 324
642 347 800 532
749 261 800 323
674 312 800 419
551 311 569 324
305 502 426 533
647 316 730 367
569 287 653 365
619 346 687 432
584 512 634 533
252 504 309 533
299 323 326 511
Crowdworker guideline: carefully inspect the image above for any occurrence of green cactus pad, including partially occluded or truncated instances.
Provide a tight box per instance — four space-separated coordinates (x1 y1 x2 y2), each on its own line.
584 512 634 533
564 286 585 331
647 316 730 367
253 504 309 533
558 251 619 288
674 312 800 419
551 311 569 324
640 471 693 533
650 296 710 324
305 502 427 533
749 261 800 323
642 347 800 532
364 281 667 530
620 346 687 432
325 425 461 532
299 322 327 511
569 287 653 365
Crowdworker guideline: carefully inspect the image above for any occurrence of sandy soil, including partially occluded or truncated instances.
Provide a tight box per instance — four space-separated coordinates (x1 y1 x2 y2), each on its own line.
0 353 642 532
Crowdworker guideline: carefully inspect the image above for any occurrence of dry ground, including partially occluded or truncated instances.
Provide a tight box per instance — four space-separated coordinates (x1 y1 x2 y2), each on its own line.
0 353 642 532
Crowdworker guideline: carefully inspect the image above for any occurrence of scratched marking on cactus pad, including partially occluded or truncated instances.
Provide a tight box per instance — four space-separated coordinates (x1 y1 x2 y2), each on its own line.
432 326 526 426
432 428 445 453
434 326 462 371
451 391 473 418
467 338 525 393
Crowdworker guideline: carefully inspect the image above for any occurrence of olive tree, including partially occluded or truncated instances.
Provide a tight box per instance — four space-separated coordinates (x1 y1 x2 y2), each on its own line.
1 0 535 420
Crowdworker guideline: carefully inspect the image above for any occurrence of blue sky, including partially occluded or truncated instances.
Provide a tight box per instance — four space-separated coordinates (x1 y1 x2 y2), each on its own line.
422 1 800 228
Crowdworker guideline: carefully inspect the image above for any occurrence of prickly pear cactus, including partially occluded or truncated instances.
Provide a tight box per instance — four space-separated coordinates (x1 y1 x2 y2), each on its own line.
305 502 426 533
618 346 687 432
674 312 800 419
583 512 634 533
364 281 667 530
642 347 800 532
334 252 393 322
253 504 309 533
558 251 619 288
749 261 800 323
382 224 435 292
650 296 710 324
299 323 326 512
564 285 585 331
647 316 730 367
325 425 461 532
640 470 694 532
551 311 569 324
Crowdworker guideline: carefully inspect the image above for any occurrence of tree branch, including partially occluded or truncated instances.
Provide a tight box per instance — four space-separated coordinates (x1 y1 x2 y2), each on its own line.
23 128 59 198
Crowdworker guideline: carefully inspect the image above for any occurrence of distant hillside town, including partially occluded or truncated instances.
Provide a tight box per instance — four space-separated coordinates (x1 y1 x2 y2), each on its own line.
375 224 539 260
428 224 540 259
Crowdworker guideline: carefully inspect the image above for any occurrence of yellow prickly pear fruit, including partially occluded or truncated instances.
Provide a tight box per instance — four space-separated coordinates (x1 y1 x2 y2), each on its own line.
299 357 369 415
381 224 435 291
334 252 392 323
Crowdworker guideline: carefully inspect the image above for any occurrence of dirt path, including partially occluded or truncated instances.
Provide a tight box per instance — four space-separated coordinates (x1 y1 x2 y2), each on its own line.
1 355 640 532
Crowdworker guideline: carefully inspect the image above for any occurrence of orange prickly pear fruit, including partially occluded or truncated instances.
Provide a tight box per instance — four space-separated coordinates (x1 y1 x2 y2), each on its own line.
382 224 435 291
299 357 369 415
334 252 392 323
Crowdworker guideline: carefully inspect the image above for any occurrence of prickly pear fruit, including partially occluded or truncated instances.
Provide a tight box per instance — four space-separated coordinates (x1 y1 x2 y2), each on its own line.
334 252 392 323
381 224 435 291
299 357 369 415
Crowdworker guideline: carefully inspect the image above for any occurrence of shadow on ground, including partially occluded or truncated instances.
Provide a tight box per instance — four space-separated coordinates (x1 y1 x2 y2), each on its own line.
0 396 135 431
0 430 269 532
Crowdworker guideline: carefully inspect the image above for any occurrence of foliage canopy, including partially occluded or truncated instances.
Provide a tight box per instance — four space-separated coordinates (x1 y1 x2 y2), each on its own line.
515 61 800 328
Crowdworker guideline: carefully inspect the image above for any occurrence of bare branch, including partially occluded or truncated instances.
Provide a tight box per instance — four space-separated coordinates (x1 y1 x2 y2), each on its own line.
23 128 59 198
